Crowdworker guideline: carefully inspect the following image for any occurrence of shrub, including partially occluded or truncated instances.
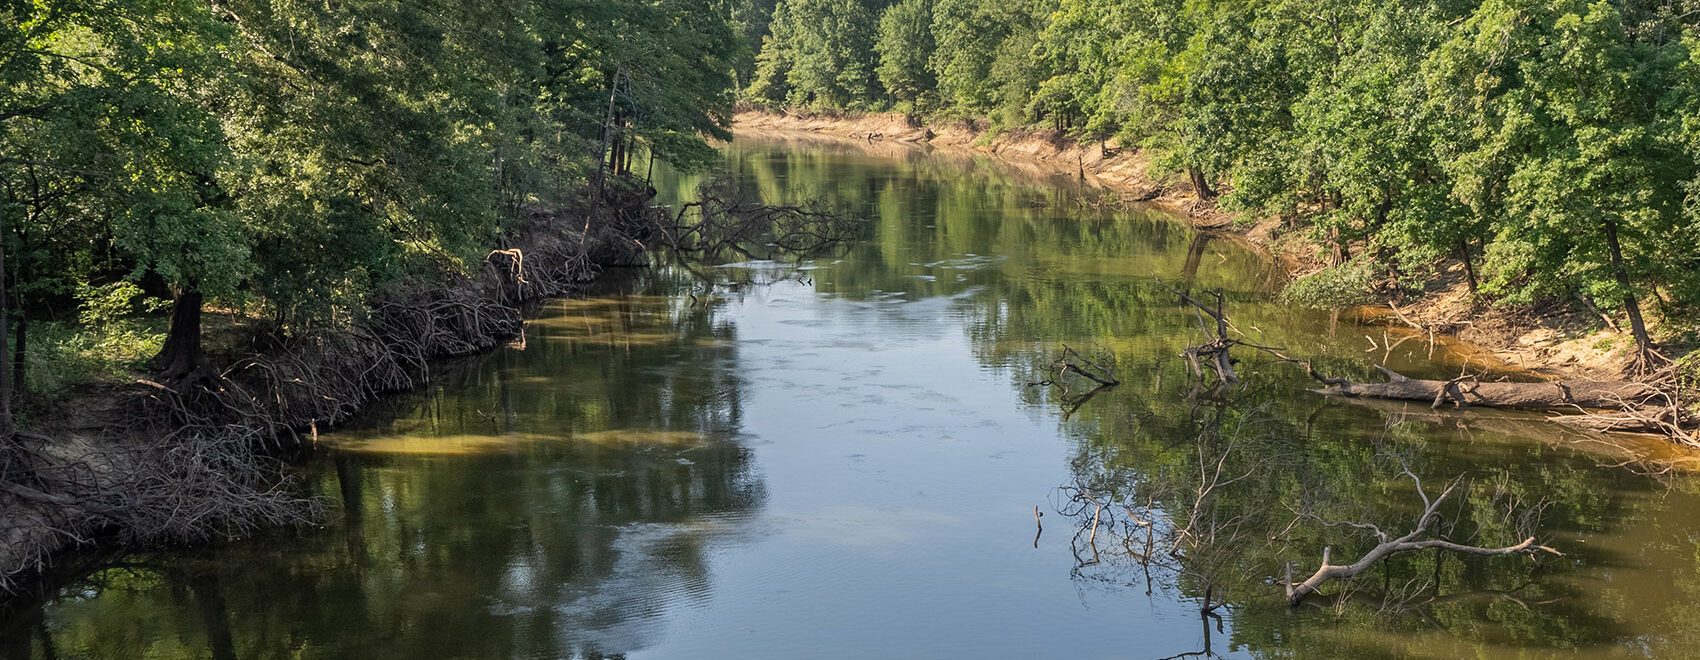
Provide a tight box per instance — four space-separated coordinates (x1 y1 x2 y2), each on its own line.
1279 260 1377 310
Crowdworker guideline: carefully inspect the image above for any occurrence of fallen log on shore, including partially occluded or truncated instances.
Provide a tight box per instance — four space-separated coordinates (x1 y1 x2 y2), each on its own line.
1155 279 1695 443
1314 366 1660 410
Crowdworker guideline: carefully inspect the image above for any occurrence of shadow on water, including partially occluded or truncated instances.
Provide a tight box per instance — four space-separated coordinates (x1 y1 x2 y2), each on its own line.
7 137 1700 659
0 269 766 659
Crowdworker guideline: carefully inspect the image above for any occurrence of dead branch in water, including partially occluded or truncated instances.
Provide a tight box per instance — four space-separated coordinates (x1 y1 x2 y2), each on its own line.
1028 346 1120 417
1155 278 1698 442
1283 466 1560 607
649 173 858 263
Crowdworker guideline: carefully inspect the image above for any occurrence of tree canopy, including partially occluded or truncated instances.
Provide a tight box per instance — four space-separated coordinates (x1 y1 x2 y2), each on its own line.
1 0 745 392
737 0 1700 365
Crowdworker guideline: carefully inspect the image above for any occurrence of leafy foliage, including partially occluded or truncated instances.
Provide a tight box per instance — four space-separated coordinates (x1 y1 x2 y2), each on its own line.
1 0 746 391
736 0 1700 358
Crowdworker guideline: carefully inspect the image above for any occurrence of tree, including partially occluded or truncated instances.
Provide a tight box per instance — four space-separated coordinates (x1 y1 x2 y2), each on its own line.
1427 0 1696 368
750 0 882 108
875 0 936 108
0 0 752 392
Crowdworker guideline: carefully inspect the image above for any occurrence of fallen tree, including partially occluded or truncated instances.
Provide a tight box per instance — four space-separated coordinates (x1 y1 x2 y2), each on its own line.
1156 280 1697 443
1314 367 1659 410
646 172 858 263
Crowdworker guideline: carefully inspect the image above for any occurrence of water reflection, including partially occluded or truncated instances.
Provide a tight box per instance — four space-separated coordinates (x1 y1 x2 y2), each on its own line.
680 137 1700 657
3 274 764 659
6 137 1700 659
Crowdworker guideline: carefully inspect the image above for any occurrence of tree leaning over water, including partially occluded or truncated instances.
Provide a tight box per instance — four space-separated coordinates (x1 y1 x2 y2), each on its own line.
0 0 743 401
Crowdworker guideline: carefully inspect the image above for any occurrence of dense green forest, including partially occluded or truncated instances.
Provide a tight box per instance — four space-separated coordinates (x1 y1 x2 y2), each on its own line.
5 0 1699 429
0 1 750 425
741 0 1700 368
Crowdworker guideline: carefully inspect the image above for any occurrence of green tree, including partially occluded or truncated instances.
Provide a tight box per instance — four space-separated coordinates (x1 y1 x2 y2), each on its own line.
750 0 882 108
875 0 936 108
1427 0 1696 367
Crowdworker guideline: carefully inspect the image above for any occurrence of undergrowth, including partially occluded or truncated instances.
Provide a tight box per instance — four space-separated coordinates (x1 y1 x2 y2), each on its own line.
1279 259 1377 311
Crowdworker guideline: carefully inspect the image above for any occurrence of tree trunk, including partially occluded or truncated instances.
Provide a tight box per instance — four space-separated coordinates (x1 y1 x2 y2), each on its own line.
610 120 625 177
594 70 621 194
0 208 11 439
12 312 24 395
1187 167 1215 200
623 130 636 175
1329 226 1348 266
1457 238 1479 295
1601 216 1654 367
10 217 25 396
152 287 206 382
1314 367 1657 410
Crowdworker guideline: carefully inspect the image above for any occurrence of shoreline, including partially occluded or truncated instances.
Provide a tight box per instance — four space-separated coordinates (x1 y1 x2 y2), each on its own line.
0 185 657 602
731 108 1648 384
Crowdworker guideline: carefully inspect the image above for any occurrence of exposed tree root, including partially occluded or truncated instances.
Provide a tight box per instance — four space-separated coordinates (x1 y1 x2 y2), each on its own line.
0 426 312 595
0 182 659 597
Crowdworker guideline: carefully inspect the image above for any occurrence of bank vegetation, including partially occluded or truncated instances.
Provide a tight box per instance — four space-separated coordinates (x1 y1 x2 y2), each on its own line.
732 0 1700 388
0 0 746 596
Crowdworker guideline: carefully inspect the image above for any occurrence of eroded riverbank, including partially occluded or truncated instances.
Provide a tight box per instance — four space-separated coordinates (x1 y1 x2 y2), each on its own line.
6 136 1700 659
0 186 657 602
732 109 1699 397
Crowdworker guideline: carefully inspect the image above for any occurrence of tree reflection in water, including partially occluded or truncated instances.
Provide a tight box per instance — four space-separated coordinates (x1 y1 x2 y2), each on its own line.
9 137 1700 660
0 271 765 659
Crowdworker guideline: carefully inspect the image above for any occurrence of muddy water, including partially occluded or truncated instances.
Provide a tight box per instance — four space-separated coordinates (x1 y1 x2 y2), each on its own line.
5 137 1700 659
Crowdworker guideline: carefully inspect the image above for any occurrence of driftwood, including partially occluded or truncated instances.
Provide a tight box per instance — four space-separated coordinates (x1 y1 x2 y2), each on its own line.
1285 467 1560 606
1315 367 1659 410
1027 346 1119 418
1158 279 1696 441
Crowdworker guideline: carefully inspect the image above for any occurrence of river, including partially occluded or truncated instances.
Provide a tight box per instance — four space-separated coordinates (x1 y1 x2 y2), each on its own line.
3 136 1699 659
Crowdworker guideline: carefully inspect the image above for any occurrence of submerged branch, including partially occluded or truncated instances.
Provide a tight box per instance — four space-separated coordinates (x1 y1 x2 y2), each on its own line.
1284 469 1559 607
648 173 858 264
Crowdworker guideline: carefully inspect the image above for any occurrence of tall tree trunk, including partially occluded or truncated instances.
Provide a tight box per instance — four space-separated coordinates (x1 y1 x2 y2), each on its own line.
609 120 624 177
10 222 24 396
153 287 206 382
594 70 621 194
623 131 636 175
1187 167 1216 200
0 209 11 439
1457 238 1479 295
1602 216 1654 367
13 313 24 395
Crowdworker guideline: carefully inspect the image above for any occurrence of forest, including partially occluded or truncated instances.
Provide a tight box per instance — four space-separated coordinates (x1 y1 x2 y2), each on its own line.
0 0 744 429
739 0 1700 372
6 1 1700 429
10 2 1700 652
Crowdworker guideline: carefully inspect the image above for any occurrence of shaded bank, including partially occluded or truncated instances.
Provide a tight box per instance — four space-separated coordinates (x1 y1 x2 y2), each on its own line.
0 184 658 600
10 136 1700 658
